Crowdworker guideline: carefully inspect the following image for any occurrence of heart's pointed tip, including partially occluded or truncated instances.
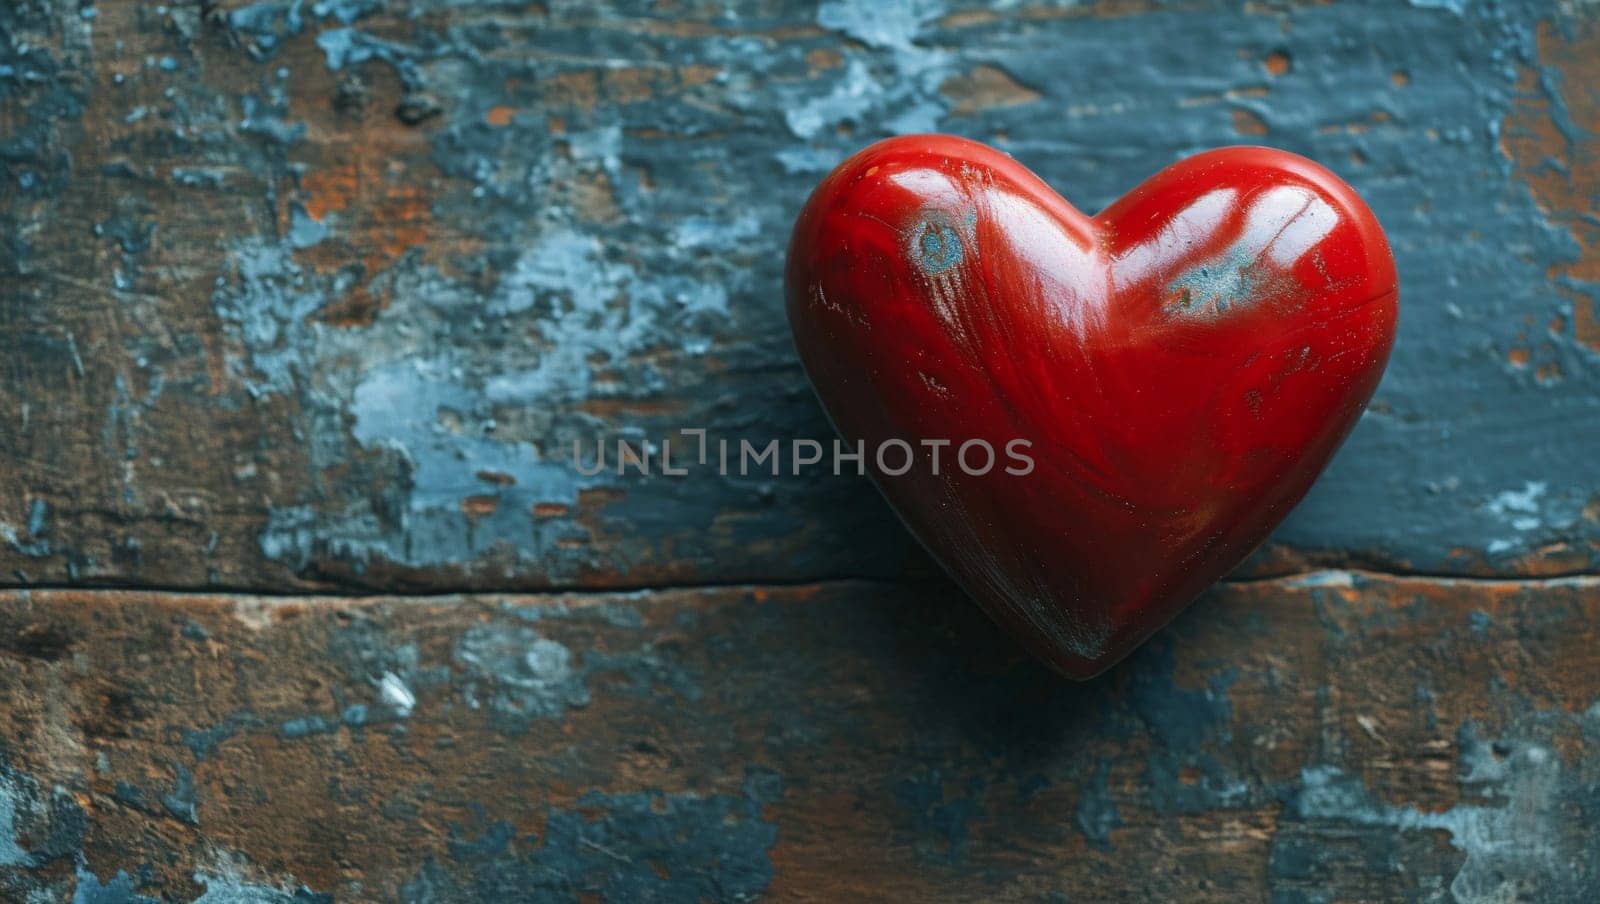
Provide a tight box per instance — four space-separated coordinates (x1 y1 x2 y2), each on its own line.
1041 653 1120 683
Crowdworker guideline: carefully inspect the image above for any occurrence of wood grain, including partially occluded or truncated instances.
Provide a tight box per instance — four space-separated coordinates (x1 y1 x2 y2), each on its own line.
1 575 1597 901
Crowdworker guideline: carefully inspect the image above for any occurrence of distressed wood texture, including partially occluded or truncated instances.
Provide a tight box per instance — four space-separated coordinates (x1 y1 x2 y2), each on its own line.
1 576 1598 902
1 0 1599 591
5 0 1600 901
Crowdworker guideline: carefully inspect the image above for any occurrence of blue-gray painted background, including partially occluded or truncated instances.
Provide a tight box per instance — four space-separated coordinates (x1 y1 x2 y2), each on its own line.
0 0 1596 588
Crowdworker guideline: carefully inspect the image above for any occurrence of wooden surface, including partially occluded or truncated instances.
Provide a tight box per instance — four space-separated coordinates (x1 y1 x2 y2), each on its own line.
2 0 1599 900
5 576 1600 902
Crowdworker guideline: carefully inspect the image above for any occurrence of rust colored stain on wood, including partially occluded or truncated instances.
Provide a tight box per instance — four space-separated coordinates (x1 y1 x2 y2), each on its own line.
1502 19 1600 354
1231 108 1269 135
940 65 1043 117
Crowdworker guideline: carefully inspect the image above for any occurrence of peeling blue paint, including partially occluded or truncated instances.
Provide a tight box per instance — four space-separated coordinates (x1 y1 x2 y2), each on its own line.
400 769 782 902
312 0 382 26
315 28 423 87
161 763 200 826
1278 707 1600 901
286 202 327 249
190 869 331 903
230 0 382 62
277 714 336 739
0 758 84 876
184 712 262 761
0 768 29 867
228 2 308 61
211 237 329 395
72 868 152 904
236 214 734 572
793 0 950 141
454 622 591 723
1073 759 1121 851
1128 639 1248 813
0 518 52 558
239 94 306 146
71 864 157 902
26 498 50 538
448 606 700 733
894 768 979 862
1469 608 1492 635
1408 0 1469 14
819 0 945 51
72 866 329 904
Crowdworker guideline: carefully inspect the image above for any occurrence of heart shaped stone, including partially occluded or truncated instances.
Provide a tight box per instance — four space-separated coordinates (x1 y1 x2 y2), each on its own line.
786 136 1398 678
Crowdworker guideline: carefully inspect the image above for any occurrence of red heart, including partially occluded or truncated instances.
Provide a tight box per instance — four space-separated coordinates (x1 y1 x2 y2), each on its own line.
786 136 1398 678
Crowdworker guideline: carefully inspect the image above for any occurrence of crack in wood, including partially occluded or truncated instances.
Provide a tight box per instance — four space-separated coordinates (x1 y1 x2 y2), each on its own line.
0 568 1594 602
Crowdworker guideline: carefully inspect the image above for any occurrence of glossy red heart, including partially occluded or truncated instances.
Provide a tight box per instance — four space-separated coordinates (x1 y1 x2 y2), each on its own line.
786 135 1398 678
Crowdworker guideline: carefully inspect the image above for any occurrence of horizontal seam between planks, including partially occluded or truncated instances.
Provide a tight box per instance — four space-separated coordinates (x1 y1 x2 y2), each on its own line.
0 568 1594 601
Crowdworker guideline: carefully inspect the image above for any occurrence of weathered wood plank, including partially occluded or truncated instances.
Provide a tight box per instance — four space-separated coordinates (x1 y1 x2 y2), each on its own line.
0 574 1596 901
1 0 1598 592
